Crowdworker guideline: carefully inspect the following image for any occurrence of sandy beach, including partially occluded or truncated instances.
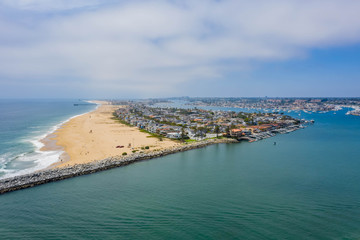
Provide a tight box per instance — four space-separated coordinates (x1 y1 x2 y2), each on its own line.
42 101 178 168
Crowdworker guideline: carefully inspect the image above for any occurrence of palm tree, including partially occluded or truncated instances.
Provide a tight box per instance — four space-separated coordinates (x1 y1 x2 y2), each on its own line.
214 125 220 138
181 127 186 142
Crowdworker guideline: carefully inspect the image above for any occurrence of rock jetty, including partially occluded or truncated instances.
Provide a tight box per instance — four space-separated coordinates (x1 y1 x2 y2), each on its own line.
0 138 238 194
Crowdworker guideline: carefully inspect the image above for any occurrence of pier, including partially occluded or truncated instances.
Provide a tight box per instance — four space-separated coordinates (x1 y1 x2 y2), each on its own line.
74 103 94 106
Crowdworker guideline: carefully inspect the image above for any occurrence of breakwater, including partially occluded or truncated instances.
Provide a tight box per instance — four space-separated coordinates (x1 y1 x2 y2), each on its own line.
0 138 238 194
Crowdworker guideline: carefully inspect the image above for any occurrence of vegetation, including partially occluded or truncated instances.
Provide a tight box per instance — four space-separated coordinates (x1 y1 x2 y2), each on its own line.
112 113 132 127
139 129 164 140
214 125 220 138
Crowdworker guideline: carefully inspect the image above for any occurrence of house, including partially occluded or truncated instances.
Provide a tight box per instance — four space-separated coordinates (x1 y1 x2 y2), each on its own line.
230 129 243 137
248 126 261 133
242 129 252 135
258 124 275 131
166 132 181 139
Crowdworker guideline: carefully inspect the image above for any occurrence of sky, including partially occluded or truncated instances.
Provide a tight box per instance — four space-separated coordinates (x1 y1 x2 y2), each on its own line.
0 0 360 98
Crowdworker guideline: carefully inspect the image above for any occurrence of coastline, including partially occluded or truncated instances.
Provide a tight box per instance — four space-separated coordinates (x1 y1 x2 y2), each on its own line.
0 101 100 180
41 101 179 169
0 99 240 194
39 101 101 169
0 100 307 193
0 138 238 194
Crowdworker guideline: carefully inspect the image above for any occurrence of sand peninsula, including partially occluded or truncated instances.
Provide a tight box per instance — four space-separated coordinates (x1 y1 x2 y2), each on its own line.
1 99 307 194
42 101 179 168
0 101 237 194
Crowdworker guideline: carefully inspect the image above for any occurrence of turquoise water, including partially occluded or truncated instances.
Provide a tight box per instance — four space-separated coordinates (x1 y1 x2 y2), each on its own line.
0 99 96 178
1 103 360 239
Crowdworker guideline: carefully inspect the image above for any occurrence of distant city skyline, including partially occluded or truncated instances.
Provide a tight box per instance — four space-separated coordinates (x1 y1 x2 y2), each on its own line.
1 0 360 98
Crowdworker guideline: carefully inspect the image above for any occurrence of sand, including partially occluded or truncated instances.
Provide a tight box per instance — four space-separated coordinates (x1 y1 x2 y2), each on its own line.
41 101 178 168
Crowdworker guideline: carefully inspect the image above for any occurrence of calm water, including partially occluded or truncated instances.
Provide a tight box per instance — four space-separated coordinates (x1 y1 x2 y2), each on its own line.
1 103 360 239
0 99 96 178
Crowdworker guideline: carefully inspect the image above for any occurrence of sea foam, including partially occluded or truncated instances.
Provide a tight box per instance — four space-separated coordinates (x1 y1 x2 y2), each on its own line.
0 101 98 179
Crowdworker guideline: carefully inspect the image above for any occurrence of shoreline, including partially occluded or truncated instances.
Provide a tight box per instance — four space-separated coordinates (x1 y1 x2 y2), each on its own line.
39 101 101 170
0 138 238 194
43 101 179 168
0 100 308 193
0 101 99 180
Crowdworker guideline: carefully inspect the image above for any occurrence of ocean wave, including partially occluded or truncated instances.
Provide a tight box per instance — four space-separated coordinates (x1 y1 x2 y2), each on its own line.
0 153 14 166
0 103 98 179
0 150 62 179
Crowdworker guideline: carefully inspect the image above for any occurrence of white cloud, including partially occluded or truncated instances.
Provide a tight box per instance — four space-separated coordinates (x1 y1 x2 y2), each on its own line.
0 0 102 11
1 0 360 97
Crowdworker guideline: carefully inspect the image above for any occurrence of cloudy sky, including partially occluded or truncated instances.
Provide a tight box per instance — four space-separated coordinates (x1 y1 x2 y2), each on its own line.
1 0 360 98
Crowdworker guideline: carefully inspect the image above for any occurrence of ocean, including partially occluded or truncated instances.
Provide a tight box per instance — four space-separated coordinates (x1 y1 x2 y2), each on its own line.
0 99 96 179
1 100 360 239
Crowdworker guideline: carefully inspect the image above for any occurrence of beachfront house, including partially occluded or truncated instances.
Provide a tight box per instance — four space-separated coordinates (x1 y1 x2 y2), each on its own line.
166 132 181 139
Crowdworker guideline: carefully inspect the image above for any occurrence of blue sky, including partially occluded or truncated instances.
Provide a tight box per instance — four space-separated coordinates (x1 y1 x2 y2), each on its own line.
0 0 360 98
